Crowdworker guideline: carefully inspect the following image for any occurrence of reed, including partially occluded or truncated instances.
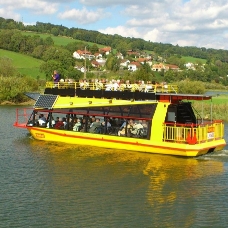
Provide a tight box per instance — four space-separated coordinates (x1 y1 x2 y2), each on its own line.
193 99 228 122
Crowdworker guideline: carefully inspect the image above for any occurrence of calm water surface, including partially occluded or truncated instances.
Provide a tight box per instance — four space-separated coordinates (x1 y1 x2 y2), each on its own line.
1 106 228 228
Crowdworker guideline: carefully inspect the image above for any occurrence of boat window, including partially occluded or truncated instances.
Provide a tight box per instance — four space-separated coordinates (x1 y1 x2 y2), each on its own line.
165 105 177 123
28 104 156 140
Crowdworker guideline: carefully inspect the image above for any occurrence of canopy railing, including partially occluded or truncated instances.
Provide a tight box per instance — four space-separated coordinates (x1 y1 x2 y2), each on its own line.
163 121 224 144
45 81 178 94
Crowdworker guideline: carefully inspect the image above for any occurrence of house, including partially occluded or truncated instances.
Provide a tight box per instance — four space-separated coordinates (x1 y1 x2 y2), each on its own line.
167 64 179 71
137 58 147 64
94 53 103 59
120 59 130 67
127 50 140 58
128 62 141 71
91 60 101 68
152 63 169 72
74 65 86 73
185 62 195 70
99 46 112 55
116 52 124 59
73 49 92 59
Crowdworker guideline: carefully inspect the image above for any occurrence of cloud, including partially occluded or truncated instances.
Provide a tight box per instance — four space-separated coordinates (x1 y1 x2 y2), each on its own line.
58 7 107 25
0 0 58 15
1 0 228 49
0 7 21 21
79 0 150 7
99 26 141 38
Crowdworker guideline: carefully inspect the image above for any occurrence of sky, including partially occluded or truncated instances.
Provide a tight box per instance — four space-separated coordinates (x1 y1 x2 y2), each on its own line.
1 0 228 50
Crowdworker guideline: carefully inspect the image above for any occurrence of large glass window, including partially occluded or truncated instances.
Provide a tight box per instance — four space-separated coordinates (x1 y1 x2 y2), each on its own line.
28 103 157 140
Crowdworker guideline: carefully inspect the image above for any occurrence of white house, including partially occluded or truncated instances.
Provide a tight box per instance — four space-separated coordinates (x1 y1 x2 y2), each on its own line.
128 62 141 71
120 59 130 67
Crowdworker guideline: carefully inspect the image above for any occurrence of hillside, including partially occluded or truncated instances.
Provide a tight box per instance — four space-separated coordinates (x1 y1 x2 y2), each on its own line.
21 31 106 48
0 49 45 79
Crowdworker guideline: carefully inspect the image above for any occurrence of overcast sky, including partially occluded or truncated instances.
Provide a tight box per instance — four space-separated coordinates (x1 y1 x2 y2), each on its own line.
1 0 228 50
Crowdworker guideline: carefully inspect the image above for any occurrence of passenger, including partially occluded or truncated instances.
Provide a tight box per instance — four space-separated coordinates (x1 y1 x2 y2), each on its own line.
142 120 148 128
118 119 134 136
94 79 103 90
89 116 96 128
38 114 47 127
55 117 59 123
126 80 132 90
52 70 60 88
54 117 64 129
130 120 144 136
73 118 82 132
112 80 119 91
65 117 74 130
46 117 55 128
119 119 127 129
163 82 168 92
109 117 118 127
101 118 112 133
80 118 87 132
105 81 113 91
89 118 101 133
138 81 146 92
62 117 67 128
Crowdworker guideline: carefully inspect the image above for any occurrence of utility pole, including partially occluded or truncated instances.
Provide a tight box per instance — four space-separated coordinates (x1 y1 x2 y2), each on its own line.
84 46 87 79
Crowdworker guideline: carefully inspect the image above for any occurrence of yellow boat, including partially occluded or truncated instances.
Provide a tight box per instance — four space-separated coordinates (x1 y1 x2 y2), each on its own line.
14 81 226 157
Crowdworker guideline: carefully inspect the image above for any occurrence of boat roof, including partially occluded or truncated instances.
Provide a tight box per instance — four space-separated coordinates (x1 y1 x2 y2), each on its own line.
157 93 212 101
33 92 212 110
34 95 158 109
29 81 212 109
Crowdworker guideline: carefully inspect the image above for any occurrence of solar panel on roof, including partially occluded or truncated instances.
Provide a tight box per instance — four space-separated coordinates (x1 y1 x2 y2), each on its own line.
34 95 58 109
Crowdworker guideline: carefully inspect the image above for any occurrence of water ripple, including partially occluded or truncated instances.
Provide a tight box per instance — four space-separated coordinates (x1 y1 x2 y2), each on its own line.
1 106 228 227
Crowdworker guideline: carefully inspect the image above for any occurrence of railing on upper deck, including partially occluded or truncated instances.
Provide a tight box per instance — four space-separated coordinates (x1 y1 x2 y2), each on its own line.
163 121 224 144
45 81 178 94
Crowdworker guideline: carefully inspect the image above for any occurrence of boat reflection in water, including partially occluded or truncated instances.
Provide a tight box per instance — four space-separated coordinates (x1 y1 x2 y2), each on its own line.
26 138 226 227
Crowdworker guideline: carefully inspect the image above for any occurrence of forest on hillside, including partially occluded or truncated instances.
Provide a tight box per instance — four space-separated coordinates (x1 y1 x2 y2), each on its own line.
2 17 228 61
1 17 228 87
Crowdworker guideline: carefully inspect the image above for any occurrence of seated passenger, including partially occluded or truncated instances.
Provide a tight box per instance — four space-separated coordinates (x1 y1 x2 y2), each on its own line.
46 117 55 128
73 118 82 132
89 118 101 133
80 118 87 132
130 121 144 136
138 81 146 92
38 114 47 127
118 120 134 136
65 117 74 130
105 81 113 91
54 118 64 129
101 118 112 133
62 117 67 128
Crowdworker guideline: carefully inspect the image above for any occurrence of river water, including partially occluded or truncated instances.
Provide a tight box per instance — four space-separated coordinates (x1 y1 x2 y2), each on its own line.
1 106 228 228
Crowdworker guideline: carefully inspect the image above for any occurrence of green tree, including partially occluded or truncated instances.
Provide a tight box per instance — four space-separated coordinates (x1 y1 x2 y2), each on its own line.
40 60 61 80
105 55 120 72
90 44 99 54
44 36 54 46
0 57 16 77
32 45 46 59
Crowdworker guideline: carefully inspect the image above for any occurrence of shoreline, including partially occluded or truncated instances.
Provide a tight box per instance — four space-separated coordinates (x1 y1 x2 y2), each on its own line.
0 100 34 106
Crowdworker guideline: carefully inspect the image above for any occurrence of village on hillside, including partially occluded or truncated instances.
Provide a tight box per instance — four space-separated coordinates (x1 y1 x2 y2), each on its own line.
72 46 199 74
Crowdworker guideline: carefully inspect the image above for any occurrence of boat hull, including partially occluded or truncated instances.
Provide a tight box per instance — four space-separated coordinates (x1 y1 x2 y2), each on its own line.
27 127 226 157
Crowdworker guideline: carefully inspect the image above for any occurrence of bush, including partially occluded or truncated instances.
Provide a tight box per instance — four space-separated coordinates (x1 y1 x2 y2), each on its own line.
176 80 205 94
0 75 39 103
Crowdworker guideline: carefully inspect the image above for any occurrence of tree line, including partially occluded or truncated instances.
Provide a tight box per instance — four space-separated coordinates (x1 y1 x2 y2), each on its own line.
2 17 228 62
1 17 228 87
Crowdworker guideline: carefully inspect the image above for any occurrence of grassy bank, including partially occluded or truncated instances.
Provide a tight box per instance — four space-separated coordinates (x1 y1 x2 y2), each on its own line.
0 49 45 79
193 94 228 122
